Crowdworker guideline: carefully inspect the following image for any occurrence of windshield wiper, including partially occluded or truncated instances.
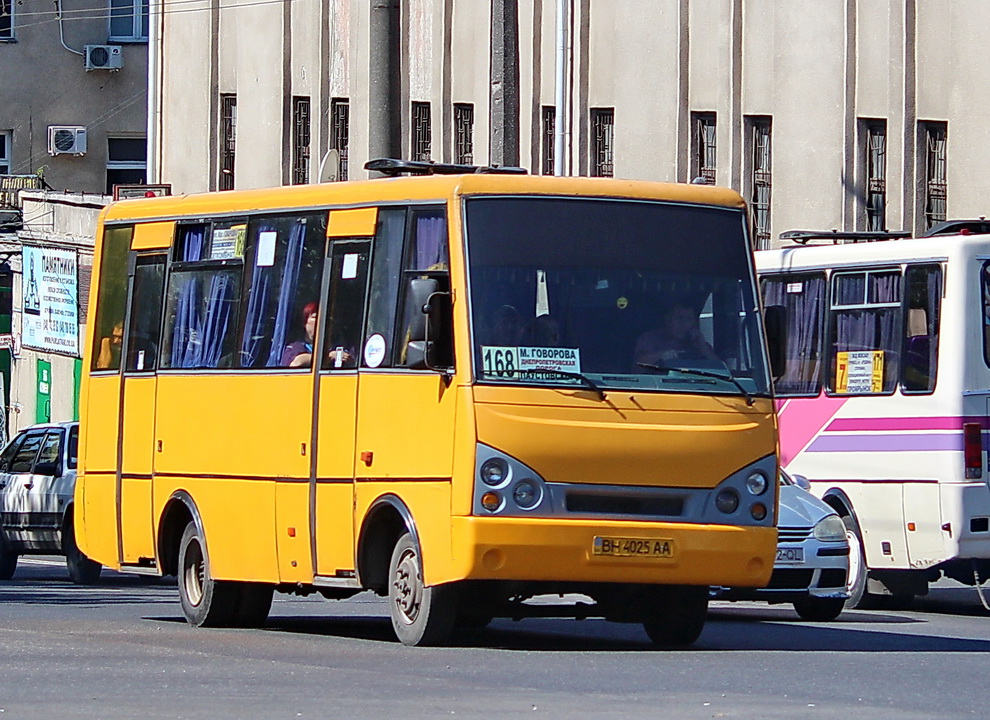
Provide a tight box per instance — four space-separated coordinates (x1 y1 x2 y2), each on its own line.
514 368 607 401
636 362 754 406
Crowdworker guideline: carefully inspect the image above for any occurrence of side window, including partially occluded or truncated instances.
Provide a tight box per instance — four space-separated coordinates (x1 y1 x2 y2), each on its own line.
395 207 451 368
761 273 826 396
67 425 79 469
827 269 901 395
161 222 245 369
364 208 407 368
9 432 45 473
125 255 166 373
0 435 24 473
983 263 990 369
35 431 62 471
91 225 133 371
241 213 325 369
901 264 941 393
321 240 370 370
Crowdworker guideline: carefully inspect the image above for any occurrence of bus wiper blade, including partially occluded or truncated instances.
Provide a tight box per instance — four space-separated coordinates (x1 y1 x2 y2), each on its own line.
636 362 754 406
515 368 607 401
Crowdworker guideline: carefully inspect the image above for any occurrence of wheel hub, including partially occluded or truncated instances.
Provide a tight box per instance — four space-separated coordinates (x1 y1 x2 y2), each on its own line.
392 548 422 623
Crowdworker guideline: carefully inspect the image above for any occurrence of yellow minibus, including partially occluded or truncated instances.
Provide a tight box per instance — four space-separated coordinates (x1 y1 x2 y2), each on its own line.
76 159 779 646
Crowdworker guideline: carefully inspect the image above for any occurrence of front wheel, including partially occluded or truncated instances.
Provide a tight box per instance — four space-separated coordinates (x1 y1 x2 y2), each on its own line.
843 515 875 609
642 585 708 647
793 596 844 622
388 532 457 646
0 533 17 580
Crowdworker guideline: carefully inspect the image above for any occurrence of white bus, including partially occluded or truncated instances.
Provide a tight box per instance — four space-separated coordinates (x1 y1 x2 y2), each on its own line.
755 222 990 607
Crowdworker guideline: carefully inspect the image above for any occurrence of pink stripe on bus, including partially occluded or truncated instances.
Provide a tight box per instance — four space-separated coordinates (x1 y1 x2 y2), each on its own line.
824 416 990 432
776 396 848 465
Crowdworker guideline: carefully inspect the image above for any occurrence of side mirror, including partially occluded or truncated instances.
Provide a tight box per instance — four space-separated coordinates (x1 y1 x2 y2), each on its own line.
791 473 812 491
763 304 787 380
402 277 454 373
33 461 58 477
405 277 438 343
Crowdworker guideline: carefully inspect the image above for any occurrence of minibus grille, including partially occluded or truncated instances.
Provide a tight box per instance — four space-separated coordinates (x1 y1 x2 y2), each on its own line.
777 526 813 543
565 492 684 518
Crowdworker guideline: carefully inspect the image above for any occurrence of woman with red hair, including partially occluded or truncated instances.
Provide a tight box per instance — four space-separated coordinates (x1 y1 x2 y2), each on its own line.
281 301 319 367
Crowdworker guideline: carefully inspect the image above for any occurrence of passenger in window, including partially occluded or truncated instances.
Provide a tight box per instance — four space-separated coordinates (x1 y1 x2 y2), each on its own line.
281 302 351 368
525 314 561 346
634 302 718 367
492 305 526 346
96 321 124 369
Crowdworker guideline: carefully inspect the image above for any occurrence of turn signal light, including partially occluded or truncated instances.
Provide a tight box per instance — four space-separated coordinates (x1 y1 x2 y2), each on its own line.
964 422 982 479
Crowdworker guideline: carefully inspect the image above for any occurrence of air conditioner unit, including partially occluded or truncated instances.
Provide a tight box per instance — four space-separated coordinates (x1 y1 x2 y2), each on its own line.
48 126 88 156
85 44 123 71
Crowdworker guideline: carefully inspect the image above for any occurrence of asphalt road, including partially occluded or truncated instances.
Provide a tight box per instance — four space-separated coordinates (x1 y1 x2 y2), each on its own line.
1 557 988 719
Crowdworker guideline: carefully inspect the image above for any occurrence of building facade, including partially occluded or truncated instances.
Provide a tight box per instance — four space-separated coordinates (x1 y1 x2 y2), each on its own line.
0 0 149 195
152 0 981 247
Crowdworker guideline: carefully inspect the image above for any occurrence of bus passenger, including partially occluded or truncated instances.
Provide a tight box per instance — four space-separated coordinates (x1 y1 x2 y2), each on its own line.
96 321 124 369
492 304 526 346
282 302 351 368
634 302 718 367
526 314 561 346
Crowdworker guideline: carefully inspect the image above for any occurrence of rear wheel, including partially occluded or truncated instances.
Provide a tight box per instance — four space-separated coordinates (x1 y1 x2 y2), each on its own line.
64 519 102 585
642 585 708 647
177 521 241 627
388 532 458 646
793 596 844 622
0 534 17 580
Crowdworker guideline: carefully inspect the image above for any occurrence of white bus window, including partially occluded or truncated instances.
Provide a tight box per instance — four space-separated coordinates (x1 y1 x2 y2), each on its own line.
828 269 901 395
901 264 941 393
761 273 825 396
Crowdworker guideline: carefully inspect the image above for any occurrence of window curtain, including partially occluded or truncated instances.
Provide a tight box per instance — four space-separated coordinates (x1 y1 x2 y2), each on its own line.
414 214 446 269
266 219 307 366
200 273 236 368
764 276 824 395
169 227 206 368
834 273 900 391
239 223 277 367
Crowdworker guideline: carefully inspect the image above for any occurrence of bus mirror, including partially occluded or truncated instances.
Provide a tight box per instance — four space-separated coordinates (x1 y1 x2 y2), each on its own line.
405 277 438 343
405 291 454 371
763 304 787 379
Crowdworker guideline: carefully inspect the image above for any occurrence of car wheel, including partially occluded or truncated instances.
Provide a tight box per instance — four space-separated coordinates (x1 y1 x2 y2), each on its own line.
64 520 102 585
0 533 17 580
642 585 708 647
177 521 240 627
843 515 876 609
793 596 845 622
388 532 457 646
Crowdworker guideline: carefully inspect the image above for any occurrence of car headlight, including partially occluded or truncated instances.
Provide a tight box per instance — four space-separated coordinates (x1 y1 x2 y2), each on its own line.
480 458 509 486
813 515 847 542
745 471 768 496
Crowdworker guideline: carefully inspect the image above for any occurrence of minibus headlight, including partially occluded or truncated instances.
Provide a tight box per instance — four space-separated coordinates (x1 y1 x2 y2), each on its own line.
512 479 541 509
814 515 847 542
715 489 739 514
750 503 767 521
481 491 503 512
745 471 768 496
480 458 509 486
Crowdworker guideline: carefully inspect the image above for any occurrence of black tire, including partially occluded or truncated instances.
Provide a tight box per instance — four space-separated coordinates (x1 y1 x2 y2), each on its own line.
793 596 845 622
842 515 875 610
642 585 708 648
64 520 102 585
0 533 17 581
231 583 275 628
388 532 458 646
177 521 240 627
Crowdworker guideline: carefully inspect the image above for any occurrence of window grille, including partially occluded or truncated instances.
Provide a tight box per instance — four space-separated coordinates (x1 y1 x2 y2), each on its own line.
923 122 947 230
291 97 311 185
412 102 432 162
691 113 717 184
542 106 555 175
590 108 614 177
749 117 772 249
219 94 236 191
865 120 887 231
330 98 349 181
454 104 474 164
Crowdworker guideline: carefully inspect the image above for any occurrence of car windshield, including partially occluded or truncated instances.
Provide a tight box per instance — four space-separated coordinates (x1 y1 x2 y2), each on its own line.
465 196 770 397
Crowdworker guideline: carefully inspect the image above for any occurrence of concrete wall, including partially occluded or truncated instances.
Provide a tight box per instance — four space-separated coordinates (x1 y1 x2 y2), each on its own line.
0 0 147 195
154 0 990 247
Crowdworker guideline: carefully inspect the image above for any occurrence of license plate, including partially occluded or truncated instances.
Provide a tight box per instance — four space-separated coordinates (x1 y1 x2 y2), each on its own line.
593 536 674 558
775 546 805 564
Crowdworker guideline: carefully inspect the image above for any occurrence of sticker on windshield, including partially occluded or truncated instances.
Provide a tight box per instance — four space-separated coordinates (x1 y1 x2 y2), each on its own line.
481 346 582 380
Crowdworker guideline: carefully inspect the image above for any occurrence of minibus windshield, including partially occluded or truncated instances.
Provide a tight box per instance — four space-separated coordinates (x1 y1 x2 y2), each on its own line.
465 196 770 398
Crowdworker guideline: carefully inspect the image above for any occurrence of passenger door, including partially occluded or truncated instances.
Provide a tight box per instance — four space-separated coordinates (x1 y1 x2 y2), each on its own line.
0 433 26 545
28 428 67 551
0 430 46 546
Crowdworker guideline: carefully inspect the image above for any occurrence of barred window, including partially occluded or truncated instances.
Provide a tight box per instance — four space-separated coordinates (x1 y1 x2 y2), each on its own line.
454 104 474 165
412 102 432 162
691 112 716 184
863 120 887 231
590 108 614 177
922 121 947 231
330 98 349 181
219 94 237 191
291 97 311 185
748 116 772 250
541 106 555 175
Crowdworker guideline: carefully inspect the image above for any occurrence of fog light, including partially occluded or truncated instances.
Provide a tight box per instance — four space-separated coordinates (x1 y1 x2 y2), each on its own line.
715 489 739 514
745 471 768 496
512 479 541 509
750 503 767 521
480 458 509 486
481 491 503 512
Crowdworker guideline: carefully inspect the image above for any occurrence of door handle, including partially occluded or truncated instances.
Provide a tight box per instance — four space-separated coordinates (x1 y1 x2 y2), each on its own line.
23 481 33 490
